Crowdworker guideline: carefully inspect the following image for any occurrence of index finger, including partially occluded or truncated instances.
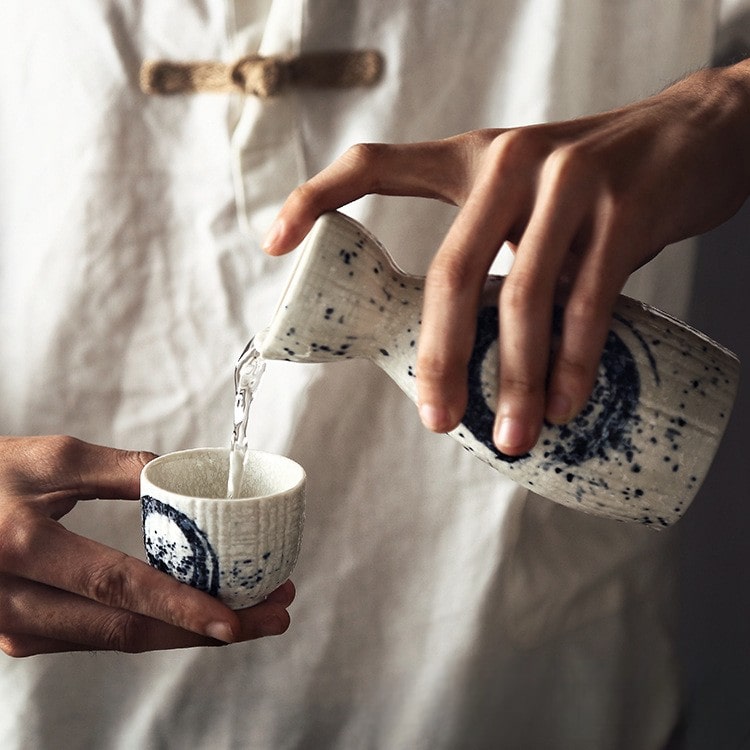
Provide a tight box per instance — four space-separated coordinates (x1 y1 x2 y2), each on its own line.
0 578 294 656
415 135 537 434
262 139 465 256
0 512 241 643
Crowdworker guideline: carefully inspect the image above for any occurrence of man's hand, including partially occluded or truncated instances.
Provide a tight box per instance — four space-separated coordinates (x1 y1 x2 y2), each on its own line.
0 436 294 657
263 61 750 455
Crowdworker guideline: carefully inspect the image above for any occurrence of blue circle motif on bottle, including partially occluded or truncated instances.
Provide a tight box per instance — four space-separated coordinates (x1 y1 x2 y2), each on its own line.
463 306 642 468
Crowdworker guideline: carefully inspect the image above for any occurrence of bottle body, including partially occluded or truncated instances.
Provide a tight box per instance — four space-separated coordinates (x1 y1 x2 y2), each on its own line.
259 211 740 527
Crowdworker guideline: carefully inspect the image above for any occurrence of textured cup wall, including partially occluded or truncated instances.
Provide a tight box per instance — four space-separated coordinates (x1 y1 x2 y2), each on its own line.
141 448 305 608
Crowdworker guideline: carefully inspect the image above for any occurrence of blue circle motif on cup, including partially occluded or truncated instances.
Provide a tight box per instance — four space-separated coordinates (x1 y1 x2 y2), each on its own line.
141 495 220 597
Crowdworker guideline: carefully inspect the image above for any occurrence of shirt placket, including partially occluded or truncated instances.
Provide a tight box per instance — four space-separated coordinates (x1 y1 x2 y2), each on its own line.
228 0 304 239
140 0 382 241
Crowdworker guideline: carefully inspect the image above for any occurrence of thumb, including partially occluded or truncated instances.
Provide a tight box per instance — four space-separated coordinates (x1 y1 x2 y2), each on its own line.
65 438 157 500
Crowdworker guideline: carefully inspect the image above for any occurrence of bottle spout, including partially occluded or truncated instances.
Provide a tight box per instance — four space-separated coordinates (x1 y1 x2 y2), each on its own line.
258 211 422 364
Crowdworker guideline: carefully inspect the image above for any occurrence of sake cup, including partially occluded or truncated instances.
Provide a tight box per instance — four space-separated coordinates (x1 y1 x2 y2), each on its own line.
140 447 305 609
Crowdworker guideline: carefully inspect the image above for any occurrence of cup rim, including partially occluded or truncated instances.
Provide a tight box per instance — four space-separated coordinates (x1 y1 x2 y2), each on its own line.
140 447 306 503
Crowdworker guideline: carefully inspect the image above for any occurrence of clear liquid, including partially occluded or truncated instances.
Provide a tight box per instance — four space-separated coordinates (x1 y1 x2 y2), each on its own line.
227 336 266 498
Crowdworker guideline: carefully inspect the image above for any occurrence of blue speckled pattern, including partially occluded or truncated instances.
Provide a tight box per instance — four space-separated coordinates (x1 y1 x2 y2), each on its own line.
260 211 740 527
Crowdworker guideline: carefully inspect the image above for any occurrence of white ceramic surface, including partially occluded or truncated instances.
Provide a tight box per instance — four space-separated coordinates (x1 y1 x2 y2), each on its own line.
259 211 740 528
141 448 305 609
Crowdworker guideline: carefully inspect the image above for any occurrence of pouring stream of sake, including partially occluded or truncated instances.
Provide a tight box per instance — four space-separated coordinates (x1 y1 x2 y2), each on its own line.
227 336 266 498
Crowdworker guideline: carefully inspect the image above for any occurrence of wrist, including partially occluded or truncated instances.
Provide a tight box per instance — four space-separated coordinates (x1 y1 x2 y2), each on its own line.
718 59 750 194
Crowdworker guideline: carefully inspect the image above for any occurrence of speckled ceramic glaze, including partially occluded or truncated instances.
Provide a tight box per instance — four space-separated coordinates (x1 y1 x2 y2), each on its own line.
141 448 305 608
258 211 740 527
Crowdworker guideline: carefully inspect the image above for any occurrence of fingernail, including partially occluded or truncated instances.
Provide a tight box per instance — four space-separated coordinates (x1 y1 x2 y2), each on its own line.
547 392 572 424
262 219 283 252
495 417 526 453
206 621 235 643
261 616 286 637
419 403 448 432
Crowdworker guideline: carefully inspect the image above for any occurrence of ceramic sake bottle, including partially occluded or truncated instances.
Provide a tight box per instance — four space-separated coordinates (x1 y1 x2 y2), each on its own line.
257 211 740 528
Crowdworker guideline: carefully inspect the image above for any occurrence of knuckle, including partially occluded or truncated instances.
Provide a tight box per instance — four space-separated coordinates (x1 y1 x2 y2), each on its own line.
0 579 39 658
553 310 609 390
285 181 321 215
81 555 132 609
95 610 147 653
30 435 86 492
428 254 474 296
595 191 638 237
554 353 593 385
459 128 503 165
563 292 601 325
134 450 158 468
552 353 599 411
342 142 389 192
500 373 546 399
440 129 504 203
543 142 591 182
0 509 48 572
539 141 608 205
463 128 502 150
343 141 385 172
500 273 544 317
415 351 454 385
0 634 35 659
0 436 95 503
486 127 547 172
0 578 21 631
39 435 85 468
115 449 154 478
